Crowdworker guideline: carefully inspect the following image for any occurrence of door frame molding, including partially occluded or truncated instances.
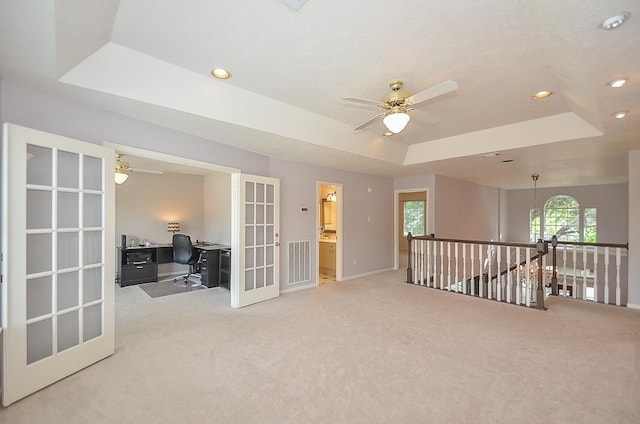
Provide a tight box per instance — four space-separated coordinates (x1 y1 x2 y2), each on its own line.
394 187 429 270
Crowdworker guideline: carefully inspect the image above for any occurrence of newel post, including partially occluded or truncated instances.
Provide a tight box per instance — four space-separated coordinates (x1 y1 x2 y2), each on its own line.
550 235 558 295
406 232 413 284
536 239 548 310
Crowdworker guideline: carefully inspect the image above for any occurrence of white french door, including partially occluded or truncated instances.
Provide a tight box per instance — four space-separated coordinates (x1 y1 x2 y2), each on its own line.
1 124 115 406
231 173 280 308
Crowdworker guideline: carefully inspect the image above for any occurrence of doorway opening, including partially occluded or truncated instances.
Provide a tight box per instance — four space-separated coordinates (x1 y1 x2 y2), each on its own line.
317 182 342 284
394 189 428 270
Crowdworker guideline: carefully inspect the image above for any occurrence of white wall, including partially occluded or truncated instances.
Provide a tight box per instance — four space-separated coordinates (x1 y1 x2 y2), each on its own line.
203 173 232 245
628 151 640 308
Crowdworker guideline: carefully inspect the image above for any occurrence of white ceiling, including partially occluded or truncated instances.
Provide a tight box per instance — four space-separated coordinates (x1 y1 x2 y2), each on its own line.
1 0 638 188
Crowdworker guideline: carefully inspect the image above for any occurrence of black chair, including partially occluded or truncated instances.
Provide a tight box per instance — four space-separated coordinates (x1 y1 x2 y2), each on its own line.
172 234 202 286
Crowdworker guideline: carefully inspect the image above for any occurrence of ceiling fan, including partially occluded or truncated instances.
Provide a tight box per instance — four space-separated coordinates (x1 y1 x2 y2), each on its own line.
343 80 459 134
115 153 163 184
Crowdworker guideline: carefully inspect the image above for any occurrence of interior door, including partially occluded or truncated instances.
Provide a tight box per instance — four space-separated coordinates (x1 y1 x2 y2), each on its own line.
231 173 279 308
1 124 115 406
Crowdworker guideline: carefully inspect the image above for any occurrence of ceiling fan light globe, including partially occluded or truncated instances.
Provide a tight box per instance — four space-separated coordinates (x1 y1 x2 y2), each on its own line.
383 112 410 133
115 171 129 184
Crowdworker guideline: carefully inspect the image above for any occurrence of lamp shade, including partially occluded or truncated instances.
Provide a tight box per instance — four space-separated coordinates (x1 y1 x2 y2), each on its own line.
383 112 410 134
114 171 129 184
167 222 180 233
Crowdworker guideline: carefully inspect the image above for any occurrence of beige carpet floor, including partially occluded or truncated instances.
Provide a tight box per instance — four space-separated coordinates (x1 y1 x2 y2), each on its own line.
1 268 639 423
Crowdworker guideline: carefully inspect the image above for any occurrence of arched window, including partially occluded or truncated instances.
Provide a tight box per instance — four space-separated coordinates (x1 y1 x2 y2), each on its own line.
529 195 597 242
543 195 580 241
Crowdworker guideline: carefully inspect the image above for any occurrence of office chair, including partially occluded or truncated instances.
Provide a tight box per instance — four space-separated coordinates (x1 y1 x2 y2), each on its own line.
172 234 202 287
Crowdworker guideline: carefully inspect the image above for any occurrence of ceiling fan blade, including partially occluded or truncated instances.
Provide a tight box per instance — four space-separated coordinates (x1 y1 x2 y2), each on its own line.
353 112 386 130
407 80 459 105
343 97 384 107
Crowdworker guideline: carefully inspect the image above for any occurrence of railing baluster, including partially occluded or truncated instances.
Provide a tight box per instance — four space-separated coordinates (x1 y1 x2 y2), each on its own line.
447 242 452 291
470 244 475 296
426 239 431 288
487 245 493 300
582 245 588 301
419 240 425 286
479 243 484 298
604 246 609 304
593 246 598 303
572 246 577 299
506 246 512 304
516 246 521 305
454 242 459 293
616 248 621 306
525 248 531 307
496 245 502 302
440 241 444 290
562 246 567 297
462 243 467 294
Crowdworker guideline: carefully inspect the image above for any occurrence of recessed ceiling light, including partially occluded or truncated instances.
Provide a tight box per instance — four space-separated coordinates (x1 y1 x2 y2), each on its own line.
600 13 630 30
609 78 627 88
211 68 231 79
613 111 628 119
532 90 552 100
383 132 394 137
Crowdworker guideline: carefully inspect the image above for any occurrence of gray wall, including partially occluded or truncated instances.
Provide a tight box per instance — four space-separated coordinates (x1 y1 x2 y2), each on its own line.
434 175 500 241
505 183 628 243
628 151 640 308
269 158 394 289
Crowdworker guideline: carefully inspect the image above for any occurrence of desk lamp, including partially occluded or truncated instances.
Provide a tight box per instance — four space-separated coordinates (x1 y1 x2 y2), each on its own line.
167 222 180 242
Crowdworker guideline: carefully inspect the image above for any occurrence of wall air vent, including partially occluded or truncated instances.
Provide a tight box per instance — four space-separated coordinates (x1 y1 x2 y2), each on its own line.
281 0 309 11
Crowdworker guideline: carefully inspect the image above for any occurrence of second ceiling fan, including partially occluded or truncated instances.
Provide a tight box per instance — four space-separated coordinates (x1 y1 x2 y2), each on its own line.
343 79 459 134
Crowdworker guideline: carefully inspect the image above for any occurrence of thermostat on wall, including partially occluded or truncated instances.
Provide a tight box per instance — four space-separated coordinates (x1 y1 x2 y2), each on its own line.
300 207 309 214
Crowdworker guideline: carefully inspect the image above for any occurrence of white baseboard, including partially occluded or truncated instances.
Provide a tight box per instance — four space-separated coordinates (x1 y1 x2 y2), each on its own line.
627 303 640 310
280 282 316 294
341 267 394 281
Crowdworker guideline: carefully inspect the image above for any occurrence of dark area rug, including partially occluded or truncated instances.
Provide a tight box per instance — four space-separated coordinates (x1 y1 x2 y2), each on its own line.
138 280 207 298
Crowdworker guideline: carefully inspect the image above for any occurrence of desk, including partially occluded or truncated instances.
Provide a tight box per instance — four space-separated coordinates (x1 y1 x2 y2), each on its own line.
117 243 230 288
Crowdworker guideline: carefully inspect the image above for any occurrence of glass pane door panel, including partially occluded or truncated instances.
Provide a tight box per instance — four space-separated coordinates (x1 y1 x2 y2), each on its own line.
27 319 53 364
27 144 52 186
266 184 274 203
57 232 79 269
83 304 102 342
245 248 254 268
245 182 254 202
57 151 79 189
266 205 274 224
245 270 254 291
83 155 103 191
256 204 264 224
266 226 274 244
83 231 102 265
27 190 52 229
266 246 274 265
266 266 274 286
256 268 265 289
57 192 79 228
27 276 53 319
27 233 52 275
245 227 254 247
256 183 264 203
57 311 79 352
83 267 103 303
256 247 264 267
245 204 255 225
83 193 102 227
256 226 264 245
57 271 79 310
